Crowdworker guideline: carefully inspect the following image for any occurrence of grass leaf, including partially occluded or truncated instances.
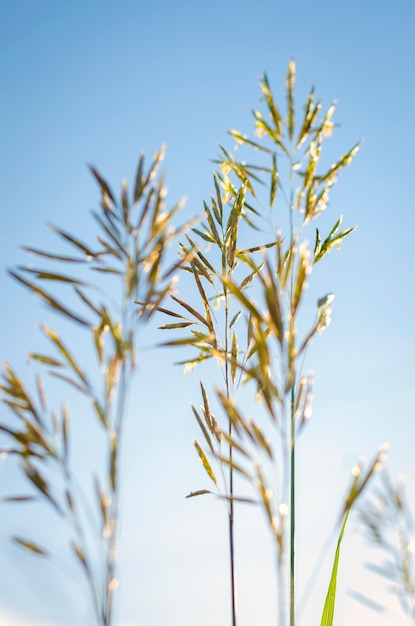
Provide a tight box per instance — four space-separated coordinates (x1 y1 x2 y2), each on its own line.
320 511 350 626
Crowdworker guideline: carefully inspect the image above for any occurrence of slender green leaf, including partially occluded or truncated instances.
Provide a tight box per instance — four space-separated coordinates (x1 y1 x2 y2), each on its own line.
320 511 350 626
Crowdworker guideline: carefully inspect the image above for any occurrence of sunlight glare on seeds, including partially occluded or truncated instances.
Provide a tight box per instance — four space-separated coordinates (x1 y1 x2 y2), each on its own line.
352 465 362 478
215 354 225 368
279 503 289 517
407 538 415 553
103 525 111 539
183 362 197 375
317 293 335 333
169 275 179 291
376 443 390 467
214 294 225 310
303 397 313 421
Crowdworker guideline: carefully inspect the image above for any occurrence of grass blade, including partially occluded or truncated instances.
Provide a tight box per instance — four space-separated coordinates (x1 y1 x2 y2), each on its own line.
320 511 350 626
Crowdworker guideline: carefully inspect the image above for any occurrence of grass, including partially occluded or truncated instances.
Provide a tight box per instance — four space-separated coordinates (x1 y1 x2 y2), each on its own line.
0 62 396 626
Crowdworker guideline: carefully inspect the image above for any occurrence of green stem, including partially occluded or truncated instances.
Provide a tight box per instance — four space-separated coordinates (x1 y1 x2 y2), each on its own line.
289 153 296 626
290 383 295 626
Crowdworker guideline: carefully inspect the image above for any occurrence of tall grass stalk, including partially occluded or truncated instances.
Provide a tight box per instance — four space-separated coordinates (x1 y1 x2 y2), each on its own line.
157 61 388 626
0 149 189 626
156 175 251 625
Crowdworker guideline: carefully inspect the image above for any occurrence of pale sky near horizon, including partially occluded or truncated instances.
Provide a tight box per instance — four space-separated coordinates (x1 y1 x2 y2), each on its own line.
1 1 415 625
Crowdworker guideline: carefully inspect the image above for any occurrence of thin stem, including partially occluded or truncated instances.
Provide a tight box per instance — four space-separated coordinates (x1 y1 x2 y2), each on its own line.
229 490 237 626
62 461 103 626
224 281 237 626
290 384 295 626
105 343 130 626
289 153 296 626
104 274 133 625
279 400 289 626
278 548 285 626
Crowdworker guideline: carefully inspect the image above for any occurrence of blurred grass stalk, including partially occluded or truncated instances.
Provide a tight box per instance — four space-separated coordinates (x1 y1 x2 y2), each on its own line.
0 148 190 625
357 470 415 623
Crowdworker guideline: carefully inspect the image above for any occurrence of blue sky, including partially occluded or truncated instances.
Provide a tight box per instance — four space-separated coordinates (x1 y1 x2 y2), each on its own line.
1 1 415 625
